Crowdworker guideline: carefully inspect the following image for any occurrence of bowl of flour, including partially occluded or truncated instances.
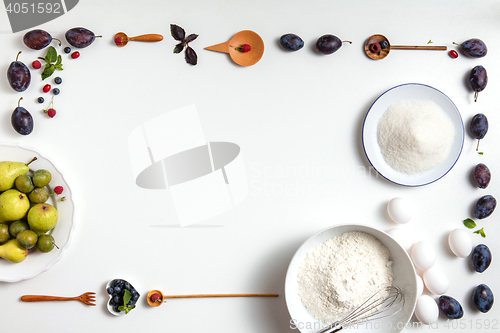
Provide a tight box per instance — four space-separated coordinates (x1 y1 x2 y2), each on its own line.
362 83 464 186
285 224 417 333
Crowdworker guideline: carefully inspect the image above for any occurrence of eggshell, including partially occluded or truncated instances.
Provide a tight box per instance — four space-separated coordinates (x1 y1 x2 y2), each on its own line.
386 228 413 251
416 274 424 297
448 228 472 258
423 266 449 295
387 197 413 224
411 241 436 271
415 295 439 325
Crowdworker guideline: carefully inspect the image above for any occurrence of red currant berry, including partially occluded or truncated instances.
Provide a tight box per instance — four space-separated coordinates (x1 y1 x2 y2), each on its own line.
47 108 56 118
32 60 42 69
54 186 64 195
449 50 458 59
369 42 381 53
43 84 51 93
71 51 80 59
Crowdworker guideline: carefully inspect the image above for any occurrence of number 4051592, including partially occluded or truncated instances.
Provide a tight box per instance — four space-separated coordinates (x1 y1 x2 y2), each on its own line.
5 2 62 14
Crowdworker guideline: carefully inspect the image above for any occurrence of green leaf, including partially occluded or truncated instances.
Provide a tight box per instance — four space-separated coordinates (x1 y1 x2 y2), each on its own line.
55 54 62 66
474 227 486 238
118 306 126 311
428 40 433 44
478 152 484 155
55 63 63 70
123 289 132 306
45 46 57 63
463 218 477 229
41 64 55 80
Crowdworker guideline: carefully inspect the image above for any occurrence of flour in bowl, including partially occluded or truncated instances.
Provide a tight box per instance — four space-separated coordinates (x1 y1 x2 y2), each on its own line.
298 231 393 324
377 99 455 175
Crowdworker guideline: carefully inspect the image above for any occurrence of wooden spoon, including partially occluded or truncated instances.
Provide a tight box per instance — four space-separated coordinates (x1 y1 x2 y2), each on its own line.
114 32 163 47
204 30 264 66
147 290 278 307
364 34 447 60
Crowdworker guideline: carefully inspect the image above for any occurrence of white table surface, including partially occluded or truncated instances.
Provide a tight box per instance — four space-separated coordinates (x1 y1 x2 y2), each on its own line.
1 0 499 332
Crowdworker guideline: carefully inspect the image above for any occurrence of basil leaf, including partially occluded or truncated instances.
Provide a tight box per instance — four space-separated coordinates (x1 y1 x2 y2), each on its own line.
170 24 185 41
463 218 477 229
185 46 197 65
45 46 57 63
42 64 55 80
185 33 198 43
474 227 486 238
173 43 184 54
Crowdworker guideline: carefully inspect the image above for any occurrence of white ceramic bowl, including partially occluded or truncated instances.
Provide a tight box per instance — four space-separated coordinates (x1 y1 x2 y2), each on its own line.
0 143 75 282
362 83 464 186
285 224 417 333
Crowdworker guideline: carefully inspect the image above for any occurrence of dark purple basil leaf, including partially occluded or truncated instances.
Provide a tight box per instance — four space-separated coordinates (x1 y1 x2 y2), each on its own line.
173 43 185 54
170 24 185 41
185 34 198 43
185 46 197 65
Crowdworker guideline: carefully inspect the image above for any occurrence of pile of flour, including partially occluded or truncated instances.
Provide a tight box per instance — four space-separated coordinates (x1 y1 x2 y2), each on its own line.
298 231 393 324
377 99 455 175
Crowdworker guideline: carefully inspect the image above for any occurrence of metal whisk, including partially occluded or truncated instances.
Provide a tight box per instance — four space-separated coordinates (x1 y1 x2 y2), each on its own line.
317 285 405 333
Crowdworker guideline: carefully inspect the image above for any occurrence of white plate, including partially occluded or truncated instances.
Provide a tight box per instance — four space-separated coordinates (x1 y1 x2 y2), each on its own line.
362 83 464 186
285 224 417 333
0 143 75 282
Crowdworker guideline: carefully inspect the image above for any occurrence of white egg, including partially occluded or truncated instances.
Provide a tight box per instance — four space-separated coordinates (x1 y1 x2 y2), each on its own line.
448 228 472 258
414 295 439 325
411 241 436 271
387 197 413 224
416 274 424 297
423 266 449 295
386 228 413 251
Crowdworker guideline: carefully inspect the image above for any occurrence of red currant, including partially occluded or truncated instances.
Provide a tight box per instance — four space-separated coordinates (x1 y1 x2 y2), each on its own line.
47 108 56 118
71 51 80 59
43 84 51 93
54 186 64 195
32 60 41 69
369 43 381 53
449 50 458 59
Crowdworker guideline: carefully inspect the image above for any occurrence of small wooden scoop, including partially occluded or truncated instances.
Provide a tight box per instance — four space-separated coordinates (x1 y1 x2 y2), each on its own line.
364 34 447 60
147 290 278 307
114 32 163 47
205 30 264 66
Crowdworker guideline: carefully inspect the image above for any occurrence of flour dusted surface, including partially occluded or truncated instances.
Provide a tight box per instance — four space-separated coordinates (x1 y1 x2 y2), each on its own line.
298 231 393 324
377 99 455 175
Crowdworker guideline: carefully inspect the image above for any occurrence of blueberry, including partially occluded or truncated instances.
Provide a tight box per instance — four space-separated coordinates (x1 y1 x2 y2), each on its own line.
113 295 120 304
114 286 121 294
37 97 44 104
107 287 114 295
279 34 304 51
64 47 71 54
473 284 494 313
471 244 492 273
380 40 389 49
131 293 139 301
124 282 131 290
109 298 115 305
438 295 464 319
54 77 62 84
52 88 60 95
113 304 120 312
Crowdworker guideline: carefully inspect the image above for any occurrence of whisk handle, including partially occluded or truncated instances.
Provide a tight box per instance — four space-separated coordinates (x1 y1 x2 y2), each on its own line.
316 322 342 333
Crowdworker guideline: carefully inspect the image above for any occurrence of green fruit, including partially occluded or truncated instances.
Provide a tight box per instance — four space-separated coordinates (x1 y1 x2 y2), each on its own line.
0 224 10 243
0 189 30 223
36 234 55 253
28 187 49 203
27 203 57 234
0 161 30 192
0 239 28 263
32 169 51 187
15 174 34 193
16 229 37 249
9 220 29 237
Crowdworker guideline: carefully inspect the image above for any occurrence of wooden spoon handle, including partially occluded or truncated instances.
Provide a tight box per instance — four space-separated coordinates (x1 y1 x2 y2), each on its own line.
163 293 278 299
391 45 447 51
128 34 163 42
204 41 230 53
21 295 76 302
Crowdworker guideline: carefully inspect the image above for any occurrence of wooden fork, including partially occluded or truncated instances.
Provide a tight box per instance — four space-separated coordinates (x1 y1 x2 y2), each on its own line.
21 292 96 306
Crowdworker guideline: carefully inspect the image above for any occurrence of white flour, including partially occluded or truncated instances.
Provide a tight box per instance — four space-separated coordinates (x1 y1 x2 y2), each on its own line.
377 99 455 175
298 232 393 324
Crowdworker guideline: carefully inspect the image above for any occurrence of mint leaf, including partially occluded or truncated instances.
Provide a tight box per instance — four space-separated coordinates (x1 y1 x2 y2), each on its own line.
42 65 55 80
428 40 433 44
478 152 484 155
45 46 57 63
463 218 477 229
123 289 132 306
55 55 62 66
474 227 486 238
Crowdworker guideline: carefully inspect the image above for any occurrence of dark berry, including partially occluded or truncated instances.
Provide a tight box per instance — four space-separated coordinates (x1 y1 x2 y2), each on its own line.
380 40 389 49
37 97 44 103
438 295 464 319
449 50 458 58
43 84 51 93
54 77 62 84
471 244 492 273
113 304 120 312
369 43 381 53
64 47 71 54
114 286 121 293
107 287 114 294
113 295 120 304
279 34 304 51
472 284 494 313
52 88 60 95
71 51 80 59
